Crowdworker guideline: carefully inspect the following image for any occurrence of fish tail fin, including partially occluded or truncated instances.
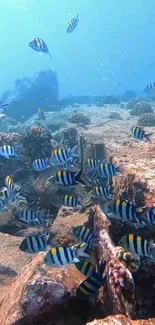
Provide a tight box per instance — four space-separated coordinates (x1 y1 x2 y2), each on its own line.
116 165 124 174
145 133 153 142
75 169 86 185
77 243 90 258
48 51 52 58
70 145 78 158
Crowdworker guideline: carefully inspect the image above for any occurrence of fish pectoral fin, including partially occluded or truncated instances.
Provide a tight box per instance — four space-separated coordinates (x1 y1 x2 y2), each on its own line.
73 257 80 263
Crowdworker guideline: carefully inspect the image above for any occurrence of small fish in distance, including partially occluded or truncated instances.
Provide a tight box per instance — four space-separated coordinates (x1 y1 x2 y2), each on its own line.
43 243 89 267
0 101 9 112
66 14 79 33
54 169 86 186
130 125 152 142
32 158 51 171
29 37 51 58
38 108 46 120
143 83 155 93
0 145 18 159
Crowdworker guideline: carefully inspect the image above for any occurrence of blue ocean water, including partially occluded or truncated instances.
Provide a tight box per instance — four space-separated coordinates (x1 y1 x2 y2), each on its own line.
0 0 155 98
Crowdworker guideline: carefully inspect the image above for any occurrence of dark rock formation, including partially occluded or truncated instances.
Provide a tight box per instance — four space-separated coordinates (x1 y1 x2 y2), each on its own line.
103 95 121 105
2 69 59 121
126 97 144 110
107 112 122 120
130 101 153 116
137 113 155 127
68 110 91 125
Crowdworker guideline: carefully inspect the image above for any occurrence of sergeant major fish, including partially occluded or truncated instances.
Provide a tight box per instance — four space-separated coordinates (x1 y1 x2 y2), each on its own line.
91 186 113 198
75 257 96 277
73 226 96 249
32 158 51 171
130 125 152 142
55 169 86 186
19 233 48 253
5 176 15 193
0 145 18 159
143 83 155 93
63 195 83 208
97 163 123 178
50 146 78 166
43 243 89 267
29 37 51 58
19 209 49 226
38 108 46 120
66 14 79 33
119 234 155 261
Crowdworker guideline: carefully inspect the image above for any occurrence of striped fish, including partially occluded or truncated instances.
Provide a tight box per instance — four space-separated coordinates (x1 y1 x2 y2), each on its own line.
103 199 148 226
55 169 86 186
0 198 8 211
87 158 99 171
92 186 113 198
19 209 49 226
19 233 47 253
73 226 95 249
76 271 106 300
43 243 89 267
38 108 45 120
5 176 15 193
119 234 155 260
93 177 107 187
97 163 123 178
75 257 96 277
0 145 18 159
66 14 79 33
130 126 152 142
143 83 155 93
29 37 51 58
32 158 51 171
50 146 78 166
63 195 82 207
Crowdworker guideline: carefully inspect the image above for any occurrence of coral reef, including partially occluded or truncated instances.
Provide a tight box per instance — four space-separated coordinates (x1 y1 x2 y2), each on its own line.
21 125 52 161
137 113 155 126
103 95 121 104
4 69 59 121
67 110 91 125
107 112 123 120
123 90 137 102
130 101 153 116
126 97 144 110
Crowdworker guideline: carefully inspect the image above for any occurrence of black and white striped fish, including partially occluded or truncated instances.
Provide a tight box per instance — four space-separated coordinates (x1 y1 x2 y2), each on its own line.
76 268 106 299
143 83 155 93
29 37 51 57
63 195 82 207
32 158 51 171
92 186 113 198
0 145 18 159
119 234 155 261
103 199 148 226
93 177 107 187
130 126 152 142
19 209 49 226
66 14 79 33
75 257 96 277
50 146 78 166
87 158 99 171
55 169 86 186
97 163 123 178
73 226 95 249
5 176 15 193
19 233 48 253
43 243 89 267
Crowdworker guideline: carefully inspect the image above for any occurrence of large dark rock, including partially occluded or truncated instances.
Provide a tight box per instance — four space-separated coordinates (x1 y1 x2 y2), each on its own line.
2 69 59 121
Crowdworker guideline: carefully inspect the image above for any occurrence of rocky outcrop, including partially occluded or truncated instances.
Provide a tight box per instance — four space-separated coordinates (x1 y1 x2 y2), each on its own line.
86 316 155 325
3 69 59 121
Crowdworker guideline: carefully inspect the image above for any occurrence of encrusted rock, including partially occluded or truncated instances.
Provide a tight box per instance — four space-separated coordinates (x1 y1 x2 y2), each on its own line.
68 110 91 125
130 101 153 116
137 113 155 126
107 112 123 120
126 97 144 110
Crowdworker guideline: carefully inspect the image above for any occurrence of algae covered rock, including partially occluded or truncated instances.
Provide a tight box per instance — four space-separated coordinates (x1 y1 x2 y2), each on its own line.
68 110 91 125
137 113 155 126
130 101 153 116
126 97 144 110
107 111 123 120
